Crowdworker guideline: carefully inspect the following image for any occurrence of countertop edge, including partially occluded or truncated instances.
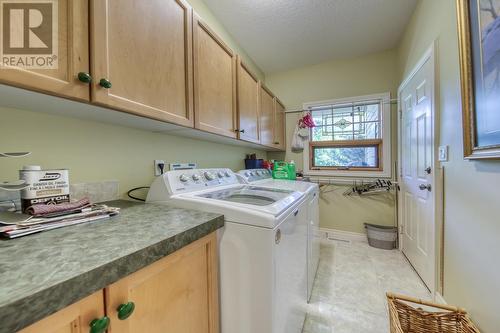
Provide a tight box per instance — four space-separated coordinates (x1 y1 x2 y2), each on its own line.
1 215 224 333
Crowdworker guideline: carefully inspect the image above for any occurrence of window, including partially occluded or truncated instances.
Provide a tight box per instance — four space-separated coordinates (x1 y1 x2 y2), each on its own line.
304 93 391 178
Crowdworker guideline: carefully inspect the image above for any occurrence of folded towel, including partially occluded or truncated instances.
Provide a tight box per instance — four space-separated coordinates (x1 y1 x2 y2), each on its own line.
26 198 91 217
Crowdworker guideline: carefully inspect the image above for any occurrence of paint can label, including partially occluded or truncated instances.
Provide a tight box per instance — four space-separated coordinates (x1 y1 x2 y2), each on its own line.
19 169 70 212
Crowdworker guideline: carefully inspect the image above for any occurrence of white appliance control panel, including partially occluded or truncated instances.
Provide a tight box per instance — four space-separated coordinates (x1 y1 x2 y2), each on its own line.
162 168 239 195
238 168 272 182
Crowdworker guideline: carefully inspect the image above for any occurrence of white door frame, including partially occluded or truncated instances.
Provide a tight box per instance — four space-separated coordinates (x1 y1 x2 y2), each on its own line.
397 40 441 296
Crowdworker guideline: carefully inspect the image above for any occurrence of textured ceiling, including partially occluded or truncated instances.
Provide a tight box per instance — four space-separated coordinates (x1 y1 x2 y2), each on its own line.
203 0 417 73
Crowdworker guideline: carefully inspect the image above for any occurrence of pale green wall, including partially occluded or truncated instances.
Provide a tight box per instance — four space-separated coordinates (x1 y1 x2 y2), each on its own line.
265 49 399 113
265 49 399 233
0 107 266 198
398 1 500 331
187 0 264 80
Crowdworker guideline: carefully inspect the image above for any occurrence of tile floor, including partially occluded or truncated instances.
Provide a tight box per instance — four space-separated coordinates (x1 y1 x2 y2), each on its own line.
302 239 431 333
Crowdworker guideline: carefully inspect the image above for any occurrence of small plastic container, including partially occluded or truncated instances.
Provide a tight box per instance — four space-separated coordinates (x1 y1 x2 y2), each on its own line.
288 160 296 180
364 223 397 250
244 159 263 169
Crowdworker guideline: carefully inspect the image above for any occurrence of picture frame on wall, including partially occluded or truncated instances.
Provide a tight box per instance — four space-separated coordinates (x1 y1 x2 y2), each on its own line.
457 0 500 159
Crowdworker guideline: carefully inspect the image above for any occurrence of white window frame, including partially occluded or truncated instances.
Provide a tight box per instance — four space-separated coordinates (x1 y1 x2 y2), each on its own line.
303 92 392 178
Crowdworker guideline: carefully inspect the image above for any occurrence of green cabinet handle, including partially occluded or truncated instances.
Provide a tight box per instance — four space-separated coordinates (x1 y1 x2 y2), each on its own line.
99 78 112 89
77 72 92 84
117 301 135 320
89 316 109 333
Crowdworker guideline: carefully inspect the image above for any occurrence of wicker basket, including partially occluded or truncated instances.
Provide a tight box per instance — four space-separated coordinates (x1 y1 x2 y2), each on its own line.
387 293 480 333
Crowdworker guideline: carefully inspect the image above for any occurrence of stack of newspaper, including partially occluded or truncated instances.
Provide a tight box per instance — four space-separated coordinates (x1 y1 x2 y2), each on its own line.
0 204 120 239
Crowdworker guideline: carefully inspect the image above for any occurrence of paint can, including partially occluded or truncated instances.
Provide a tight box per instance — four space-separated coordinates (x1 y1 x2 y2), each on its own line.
19 166 70 213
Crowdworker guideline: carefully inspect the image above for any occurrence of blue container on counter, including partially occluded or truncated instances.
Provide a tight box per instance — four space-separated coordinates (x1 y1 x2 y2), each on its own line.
244 159 263 169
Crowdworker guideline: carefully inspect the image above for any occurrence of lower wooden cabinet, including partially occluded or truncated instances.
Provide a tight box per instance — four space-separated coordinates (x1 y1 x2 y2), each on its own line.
18 291 105 333
106 232 219 333
18 233 219 333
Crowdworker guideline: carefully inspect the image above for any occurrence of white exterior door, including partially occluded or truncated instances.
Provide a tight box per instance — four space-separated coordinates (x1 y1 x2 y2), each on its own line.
399 52 435 292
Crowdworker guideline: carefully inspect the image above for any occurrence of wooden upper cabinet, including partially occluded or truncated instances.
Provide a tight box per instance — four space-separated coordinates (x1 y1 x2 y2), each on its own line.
18 291 105 333
105 233 219 333
193 12 237 138
260 85 275 147
90 0 194 127
274 99 286 150
0 0 89 101
236 57 260 144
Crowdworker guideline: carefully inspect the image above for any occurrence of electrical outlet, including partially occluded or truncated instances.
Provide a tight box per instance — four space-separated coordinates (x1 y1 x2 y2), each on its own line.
438 146 448 162
154 160 165 176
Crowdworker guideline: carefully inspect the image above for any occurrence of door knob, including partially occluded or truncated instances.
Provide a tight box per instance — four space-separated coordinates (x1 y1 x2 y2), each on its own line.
99 78 112 89
117 301 135 320
89 316 110 333
77 72 92 83
419 184 432 192
425 167 432 174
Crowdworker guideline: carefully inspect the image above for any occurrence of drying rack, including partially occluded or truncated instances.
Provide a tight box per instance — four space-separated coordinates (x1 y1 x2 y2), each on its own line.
303 176 398 196
341 179 398 197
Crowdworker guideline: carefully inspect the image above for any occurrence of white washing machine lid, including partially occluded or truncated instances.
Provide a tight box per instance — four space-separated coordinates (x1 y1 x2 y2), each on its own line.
171 184 304 228
183 185 302 216
197 185 295 205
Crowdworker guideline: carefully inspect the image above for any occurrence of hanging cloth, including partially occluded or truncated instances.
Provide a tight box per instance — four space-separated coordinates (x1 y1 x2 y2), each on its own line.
291 124 304 153
291 111 316 153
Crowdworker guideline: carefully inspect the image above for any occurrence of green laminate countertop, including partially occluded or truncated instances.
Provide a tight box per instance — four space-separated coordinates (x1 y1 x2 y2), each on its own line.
0 200 224 333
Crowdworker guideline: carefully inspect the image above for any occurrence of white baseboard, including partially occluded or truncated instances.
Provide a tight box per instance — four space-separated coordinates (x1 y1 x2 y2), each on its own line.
320 227 367 243
435 292 447 305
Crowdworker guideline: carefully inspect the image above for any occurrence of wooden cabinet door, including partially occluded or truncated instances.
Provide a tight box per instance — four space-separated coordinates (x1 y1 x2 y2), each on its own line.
274 99 286 150
193 13 237 138
260 85 275 147
91 0 194 126
0 0 89 101
105 233 219 333
18 291 105 333
236 57 260 144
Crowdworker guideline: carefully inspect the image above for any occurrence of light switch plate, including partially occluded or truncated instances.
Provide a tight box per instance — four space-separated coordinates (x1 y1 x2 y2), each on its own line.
438 146 448 162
